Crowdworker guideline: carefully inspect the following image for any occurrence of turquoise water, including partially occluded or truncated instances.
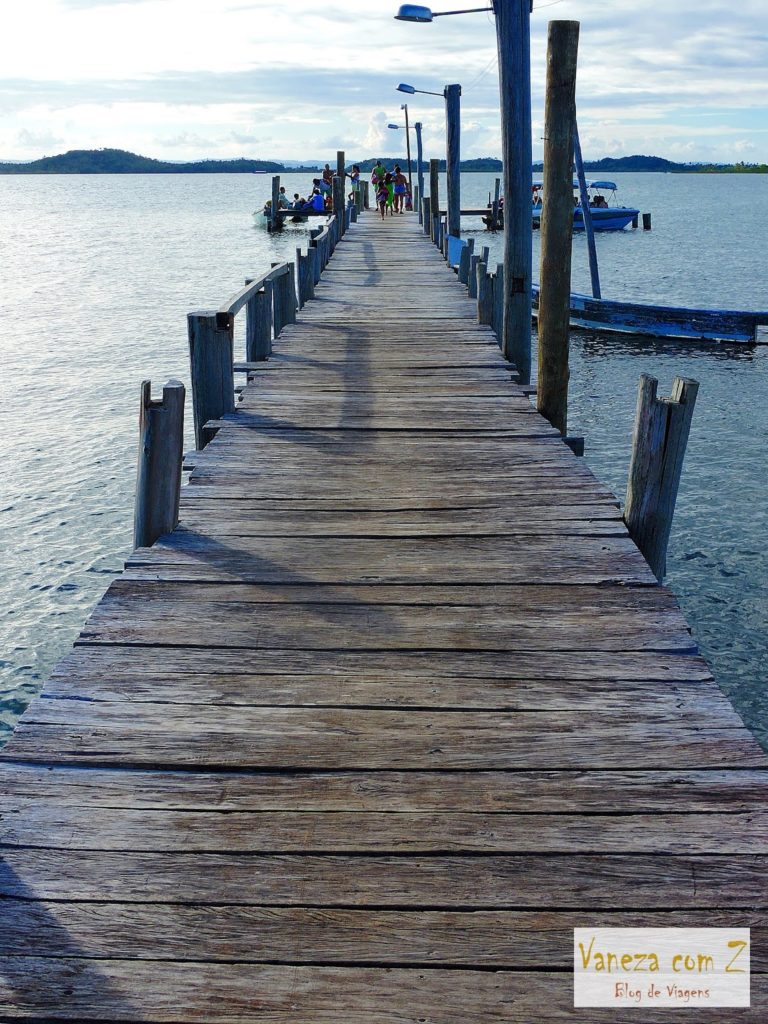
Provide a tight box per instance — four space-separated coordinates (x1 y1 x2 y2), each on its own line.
0 172 766 747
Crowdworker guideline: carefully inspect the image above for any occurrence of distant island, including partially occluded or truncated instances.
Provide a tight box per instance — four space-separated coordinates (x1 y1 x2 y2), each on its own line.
0 147 766 175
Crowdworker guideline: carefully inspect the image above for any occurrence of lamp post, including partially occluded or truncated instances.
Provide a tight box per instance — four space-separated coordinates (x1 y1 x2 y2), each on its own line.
394 1 533 384
397 81 462 240
400 104 413 195
414 120 424 222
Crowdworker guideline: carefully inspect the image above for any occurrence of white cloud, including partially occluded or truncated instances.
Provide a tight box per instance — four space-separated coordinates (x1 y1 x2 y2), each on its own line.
0 0 766 162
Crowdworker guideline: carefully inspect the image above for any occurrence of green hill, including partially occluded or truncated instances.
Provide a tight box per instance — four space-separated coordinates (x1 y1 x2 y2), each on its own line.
0 148 286 174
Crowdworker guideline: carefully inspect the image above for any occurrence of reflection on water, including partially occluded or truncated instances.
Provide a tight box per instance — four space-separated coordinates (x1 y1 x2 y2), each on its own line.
0 172 766 750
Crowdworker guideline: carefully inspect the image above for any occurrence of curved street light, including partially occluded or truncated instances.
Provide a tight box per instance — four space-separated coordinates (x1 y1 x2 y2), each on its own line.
395 4 493 21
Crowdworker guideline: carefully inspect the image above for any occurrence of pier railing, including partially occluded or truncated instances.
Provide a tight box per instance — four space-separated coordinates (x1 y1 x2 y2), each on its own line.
133 203 352 550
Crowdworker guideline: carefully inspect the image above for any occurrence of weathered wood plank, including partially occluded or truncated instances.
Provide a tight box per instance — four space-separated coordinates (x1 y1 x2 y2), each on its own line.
5 765 766 813
4 705 763 769
0 959 764 1023
2 805 767 854
2 902 766 967
2 848 765 908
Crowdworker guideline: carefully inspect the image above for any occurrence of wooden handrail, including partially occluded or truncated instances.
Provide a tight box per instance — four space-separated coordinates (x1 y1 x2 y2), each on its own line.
218 261 293 318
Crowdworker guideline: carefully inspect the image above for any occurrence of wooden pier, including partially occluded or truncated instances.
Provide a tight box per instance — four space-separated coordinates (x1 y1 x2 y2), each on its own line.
0 211 766 1020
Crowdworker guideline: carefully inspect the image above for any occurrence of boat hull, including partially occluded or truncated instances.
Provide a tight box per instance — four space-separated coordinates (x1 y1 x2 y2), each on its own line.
532 206 639 231
532 286 768 343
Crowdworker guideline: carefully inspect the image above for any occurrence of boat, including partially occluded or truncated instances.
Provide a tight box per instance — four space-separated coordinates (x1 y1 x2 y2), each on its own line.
532 179 639 231
531 285 768 343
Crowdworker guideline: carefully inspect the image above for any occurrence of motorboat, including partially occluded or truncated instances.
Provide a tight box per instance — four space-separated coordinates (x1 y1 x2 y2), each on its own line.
532 179 639 231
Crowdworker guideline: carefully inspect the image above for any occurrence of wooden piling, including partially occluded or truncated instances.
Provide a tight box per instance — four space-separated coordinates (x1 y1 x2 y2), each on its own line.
336 150 345 182
333 176 345 235
133 379 185 550
429 159 440 242
493 263 504 344
624 374 699 581
491 177 501 231
445 84 462 239
187 310 235 449
269 175 280 232
537 20 580 438
643 212 652 230
245 278 272 361
494 0 533 381
458 236 475 285
477 262 493 325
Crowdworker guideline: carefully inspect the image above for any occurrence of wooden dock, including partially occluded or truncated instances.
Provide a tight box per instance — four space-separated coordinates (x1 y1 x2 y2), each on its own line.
1 212 766 1021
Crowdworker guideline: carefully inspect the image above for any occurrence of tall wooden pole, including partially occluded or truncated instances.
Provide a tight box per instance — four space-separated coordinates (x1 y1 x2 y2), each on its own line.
415 122 424 223
429 158 440 242
402 104 413 196
336 149 345 181
573 122 601 299
444 83 462 239
494 0 532 382
537 20 579 438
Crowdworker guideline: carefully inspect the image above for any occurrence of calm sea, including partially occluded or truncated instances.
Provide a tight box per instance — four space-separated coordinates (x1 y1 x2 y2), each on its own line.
1 171 766 747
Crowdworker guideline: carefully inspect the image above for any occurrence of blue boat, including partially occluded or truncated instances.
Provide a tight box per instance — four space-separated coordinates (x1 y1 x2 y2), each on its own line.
532 179 639 231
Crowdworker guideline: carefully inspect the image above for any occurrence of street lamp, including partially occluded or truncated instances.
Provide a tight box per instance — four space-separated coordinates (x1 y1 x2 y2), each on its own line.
394 0 534 384
396 80 461 241
395 4 493 20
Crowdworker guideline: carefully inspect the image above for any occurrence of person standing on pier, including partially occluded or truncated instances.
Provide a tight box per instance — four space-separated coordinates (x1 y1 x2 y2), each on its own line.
371 159 386 186
392 165 407 213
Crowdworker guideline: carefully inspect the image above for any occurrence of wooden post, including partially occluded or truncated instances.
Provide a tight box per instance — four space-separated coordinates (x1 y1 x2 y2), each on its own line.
537 20 580 438
187 310 235 449
574 120 601 299
333 176 345 235
268 175 280 232
361 180 370 210
445 84 461 239
245 277 272 360
133 379 185 549
415 121 424 223
624 375 699 581
468 253 481 299
643 212 652 230
336 149 345 182
350 201 358 223
495 0 533 382
441 217 448 258
458 236 475 285
429 159 440 242
282 262 297 326
309 229 323 284
422 196 431 235
493 263 504 344
477 262 493 325
305 248 316 299
491 177 501 231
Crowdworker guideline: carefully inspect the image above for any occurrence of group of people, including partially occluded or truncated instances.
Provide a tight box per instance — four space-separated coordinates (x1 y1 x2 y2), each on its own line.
263 162 365 219
371 160 412 220
262 160 413 222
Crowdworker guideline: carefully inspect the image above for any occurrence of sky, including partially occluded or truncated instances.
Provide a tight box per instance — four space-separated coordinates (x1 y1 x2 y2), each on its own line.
1 0 767 164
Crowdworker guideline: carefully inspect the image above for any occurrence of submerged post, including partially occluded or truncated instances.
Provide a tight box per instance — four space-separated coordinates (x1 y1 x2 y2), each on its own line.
624 375 699 581
495 0 533 382
491 177 501 232
134 379 185 550
188 310 235 449
537 20 580 437
445 84 461 239
429 158 440 242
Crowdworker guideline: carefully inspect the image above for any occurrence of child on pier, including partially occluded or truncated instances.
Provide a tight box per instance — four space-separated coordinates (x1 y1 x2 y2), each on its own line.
375 181 388 220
